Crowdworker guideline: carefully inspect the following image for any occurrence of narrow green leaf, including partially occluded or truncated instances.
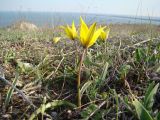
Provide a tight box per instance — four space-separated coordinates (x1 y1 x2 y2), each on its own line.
96 61 109 89
135 48 142 62
144 83 159 110
144 82 155 102
113 90 119 120
101 62 109 81
135 48 146 63
133 98 153 120
5 72 19 107
80 81 93 98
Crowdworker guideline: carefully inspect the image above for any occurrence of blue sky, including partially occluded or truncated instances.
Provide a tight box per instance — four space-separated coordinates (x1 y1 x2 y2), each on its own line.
0 0 160 17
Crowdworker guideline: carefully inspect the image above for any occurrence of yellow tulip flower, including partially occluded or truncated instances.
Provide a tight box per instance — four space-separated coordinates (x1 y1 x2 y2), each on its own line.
80 17 105 48
53 37 61 43
62 21 77 40
100 27 110 41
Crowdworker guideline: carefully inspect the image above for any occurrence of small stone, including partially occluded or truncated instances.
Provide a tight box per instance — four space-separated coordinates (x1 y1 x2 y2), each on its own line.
67 110 72 114
67 110 72 119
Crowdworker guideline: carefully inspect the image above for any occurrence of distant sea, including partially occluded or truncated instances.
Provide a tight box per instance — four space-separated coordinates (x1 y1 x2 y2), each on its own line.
0 11 160 28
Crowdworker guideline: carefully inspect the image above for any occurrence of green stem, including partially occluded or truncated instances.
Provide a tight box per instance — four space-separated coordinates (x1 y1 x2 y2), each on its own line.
77 48 87 108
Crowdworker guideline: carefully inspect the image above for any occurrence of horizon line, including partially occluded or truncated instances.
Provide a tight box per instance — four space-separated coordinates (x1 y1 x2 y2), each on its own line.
0 10 160 18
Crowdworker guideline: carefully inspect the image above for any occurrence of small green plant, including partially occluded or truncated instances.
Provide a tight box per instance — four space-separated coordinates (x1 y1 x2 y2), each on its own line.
119 64 131 83
124 82 159 120
134 47 158 67
29 100 76 120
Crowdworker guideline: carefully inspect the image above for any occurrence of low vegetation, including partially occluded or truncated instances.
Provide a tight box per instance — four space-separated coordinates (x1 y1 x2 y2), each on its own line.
0 20 160 120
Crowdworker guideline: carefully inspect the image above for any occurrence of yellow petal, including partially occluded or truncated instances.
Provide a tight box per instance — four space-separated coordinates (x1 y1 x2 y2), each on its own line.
72 21 77 37
100 27 110 41
100 30 107 41
80 16 89 45
87 28 104 48
66 25 74 40
62 26 69 37
84 22 96 48
53 37 61 43
61 24 76 40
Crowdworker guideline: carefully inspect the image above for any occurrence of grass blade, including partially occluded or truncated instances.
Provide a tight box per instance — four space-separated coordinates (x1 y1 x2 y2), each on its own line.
133 98 153 120
80 81 93 98
5 72 19 107
144 82 159 110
